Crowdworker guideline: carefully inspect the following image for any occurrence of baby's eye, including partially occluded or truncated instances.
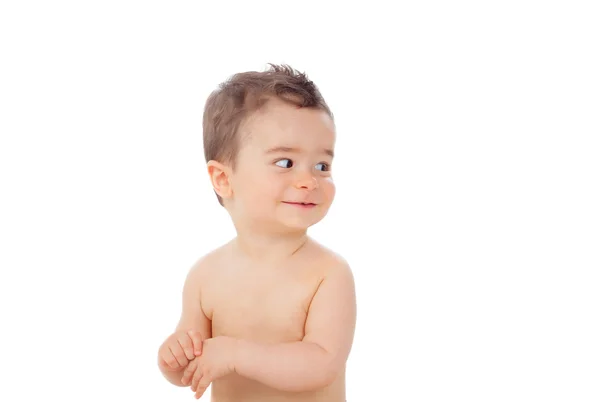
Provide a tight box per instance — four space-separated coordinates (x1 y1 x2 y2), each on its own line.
275 159 293 168
315 162 330 172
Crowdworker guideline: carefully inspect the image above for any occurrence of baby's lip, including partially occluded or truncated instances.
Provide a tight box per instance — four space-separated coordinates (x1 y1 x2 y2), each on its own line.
283 201 318 205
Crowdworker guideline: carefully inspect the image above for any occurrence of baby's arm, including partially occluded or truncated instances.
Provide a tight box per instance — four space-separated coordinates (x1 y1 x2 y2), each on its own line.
233 259 356 392
159 259 212 386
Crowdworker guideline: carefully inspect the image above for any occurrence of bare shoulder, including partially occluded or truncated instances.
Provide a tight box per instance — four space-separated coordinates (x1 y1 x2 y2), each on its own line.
187 241 233 282
302 238 356 306
304 237 354 278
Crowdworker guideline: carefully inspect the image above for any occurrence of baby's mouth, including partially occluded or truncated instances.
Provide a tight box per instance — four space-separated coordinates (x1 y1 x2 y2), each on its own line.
282 201 317 207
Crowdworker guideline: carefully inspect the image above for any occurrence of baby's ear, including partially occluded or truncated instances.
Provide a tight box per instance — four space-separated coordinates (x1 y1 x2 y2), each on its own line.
207 160 233 199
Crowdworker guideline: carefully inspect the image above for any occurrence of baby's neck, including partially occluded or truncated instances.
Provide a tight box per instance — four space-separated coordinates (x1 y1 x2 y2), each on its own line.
232 230 309 263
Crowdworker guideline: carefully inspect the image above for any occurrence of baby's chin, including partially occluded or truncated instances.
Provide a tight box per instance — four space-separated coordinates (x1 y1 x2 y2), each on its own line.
278 215 325 232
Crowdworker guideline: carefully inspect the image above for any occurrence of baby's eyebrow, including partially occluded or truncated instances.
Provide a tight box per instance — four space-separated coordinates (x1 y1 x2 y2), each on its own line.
265 146 334 158
265 146 300 154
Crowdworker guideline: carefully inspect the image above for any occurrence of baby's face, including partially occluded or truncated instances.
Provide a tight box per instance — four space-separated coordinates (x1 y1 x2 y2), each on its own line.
229 99 336 231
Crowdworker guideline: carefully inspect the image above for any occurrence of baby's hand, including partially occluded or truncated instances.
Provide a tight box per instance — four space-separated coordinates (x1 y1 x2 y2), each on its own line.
181 336 237 399
158 329 204 372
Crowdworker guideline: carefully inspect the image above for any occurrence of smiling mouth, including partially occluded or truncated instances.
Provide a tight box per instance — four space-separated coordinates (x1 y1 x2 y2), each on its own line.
283 201 317 207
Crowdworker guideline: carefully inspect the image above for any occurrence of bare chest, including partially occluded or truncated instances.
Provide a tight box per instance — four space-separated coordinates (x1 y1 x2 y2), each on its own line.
203 266 321 343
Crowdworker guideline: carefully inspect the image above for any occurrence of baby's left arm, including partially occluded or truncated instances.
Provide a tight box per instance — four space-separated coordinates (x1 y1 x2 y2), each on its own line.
234 259 357 392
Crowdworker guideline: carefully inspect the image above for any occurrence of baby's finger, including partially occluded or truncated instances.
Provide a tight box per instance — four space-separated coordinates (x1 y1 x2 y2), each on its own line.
191 367 203 393
195 384 208 399
161 349 180 370
177 335 195 361
195 377 210 399
168 344 188 368
187 330 203 356
181 359 197 385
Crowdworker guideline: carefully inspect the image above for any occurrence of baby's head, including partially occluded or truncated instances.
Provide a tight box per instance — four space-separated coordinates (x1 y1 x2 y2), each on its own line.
202 64 336 232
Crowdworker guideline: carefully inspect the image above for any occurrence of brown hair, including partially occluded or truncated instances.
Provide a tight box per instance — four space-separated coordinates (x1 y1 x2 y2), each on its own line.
202 63 333 205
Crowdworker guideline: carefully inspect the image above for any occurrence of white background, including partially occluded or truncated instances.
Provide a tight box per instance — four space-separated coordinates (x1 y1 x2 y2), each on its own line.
1 1 598 401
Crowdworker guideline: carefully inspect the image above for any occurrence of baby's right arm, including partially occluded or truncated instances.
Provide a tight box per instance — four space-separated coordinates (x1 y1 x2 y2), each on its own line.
157 259 212 386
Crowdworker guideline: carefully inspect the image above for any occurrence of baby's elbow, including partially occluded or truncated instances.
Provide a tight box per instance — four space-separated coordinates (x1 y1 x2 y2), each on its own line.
288 359 340 392
289 346 345 392
291 368 337 393
315 354 345 389
321 362 342 388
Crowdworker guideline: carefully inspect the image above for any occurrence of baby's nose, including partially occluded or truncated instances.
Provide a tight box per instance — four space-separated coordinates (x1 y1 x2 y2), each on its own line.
295 174 318 190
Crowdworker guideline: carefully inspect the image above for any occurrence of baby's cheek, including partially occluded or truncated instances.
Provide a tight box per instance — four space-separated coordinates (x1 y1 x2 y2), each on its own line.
323 178 336 201
245 179 279 209
241 177 266 199
260 178 284 199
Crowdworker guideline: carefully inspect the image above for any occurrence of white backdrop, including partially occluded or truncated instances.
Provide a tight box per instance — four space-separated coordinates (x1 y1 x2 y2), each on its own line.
1 1 598 401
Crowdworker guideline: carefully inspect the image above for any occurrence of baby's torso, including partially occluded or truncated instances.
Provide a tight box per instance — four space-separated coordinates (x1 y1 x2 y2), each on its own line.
199 245 346 402
205 262 314 342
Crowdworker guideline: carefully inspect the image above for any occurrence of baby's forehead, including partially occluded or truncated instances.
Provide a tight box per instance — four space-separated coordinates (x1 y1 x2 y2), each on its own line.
241 127 335 155
242 105 334 145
